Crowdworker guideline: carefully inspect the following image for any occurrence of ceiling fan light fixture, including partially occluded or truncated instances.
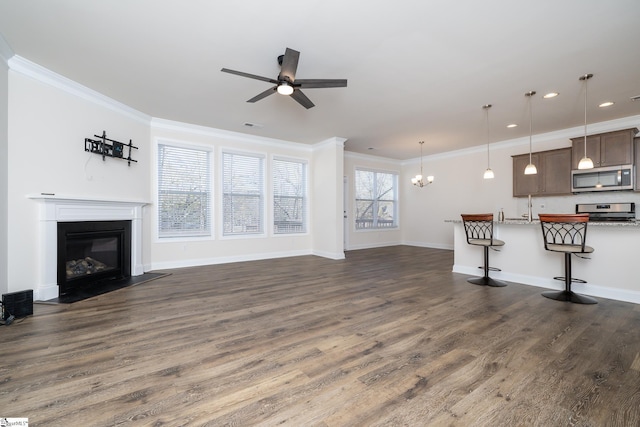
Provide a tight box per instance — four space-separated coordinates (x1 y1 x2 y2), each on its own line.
277 82 294 96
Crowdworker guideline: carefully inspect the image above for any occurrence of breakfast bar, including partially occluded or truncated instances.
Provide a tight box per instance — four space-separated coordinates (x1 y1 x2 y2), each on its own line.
449 218 640 304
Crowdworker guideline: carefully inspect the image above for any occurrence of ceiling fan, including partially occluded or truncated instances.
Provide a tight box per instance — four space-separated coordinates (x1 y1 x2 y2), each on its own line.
221 48 347 109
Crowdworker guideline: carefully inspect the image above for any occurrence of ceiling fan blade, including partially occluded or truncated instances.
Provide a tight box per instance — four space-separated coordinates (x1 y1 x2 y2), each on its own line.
278 48 300 83
290 89 315 109
295 79 348 89
247 86 277 103
221 68 277 84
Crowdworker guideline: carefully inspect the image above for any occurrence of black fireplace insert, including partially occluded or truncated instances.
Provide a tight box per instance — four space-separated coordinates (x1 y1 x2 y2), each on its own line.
57 221 131 296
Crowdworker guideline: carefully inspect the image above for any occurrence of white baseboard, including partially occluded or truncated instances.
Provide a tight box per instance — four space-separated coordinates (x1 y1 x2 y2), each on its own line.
148 249 314 271
453 264 640 304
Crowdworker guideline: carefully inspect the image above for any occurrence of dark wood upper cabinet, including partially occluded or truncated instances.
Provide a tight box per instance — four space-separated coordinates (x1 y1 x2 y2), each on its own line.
513 153 540 196
513 148 571 197
571 128 637 169
541 148 572 195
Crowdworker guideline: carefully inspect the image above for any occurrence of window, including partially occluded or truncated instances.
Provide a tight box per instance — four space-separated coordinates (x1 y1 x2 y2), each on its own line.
223 151 265 235
355 169 398 230
157 143 212 238
273 158 307 234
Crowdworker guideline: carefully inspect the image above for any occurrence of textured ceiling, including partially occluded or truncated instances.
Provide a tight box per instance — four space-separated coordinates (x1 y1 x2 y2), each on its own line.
1 0 639 159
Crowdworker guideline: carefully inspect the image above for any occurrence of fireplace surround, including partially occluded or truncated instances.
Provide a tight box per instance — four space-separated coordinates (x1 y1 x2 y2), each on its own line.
30 195 147 301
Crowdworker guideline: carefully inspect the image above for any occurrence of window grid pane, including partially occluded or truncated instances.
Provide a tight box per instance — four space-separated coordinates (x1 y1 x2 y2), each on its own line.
158 144 212 237
223 152 265 235
273 159 307 234
355 169 398 230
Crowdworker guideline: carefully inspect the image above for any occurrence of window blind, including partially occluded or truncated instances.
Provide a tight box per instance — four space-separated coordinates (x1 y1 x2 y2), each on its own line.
157 144 212 237
273 158 307 234
223 151 265 235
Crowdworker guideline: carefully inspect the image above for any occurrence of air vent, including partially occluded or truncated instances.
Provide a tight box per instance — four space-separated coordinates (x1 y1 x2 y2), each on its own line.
243 122 263 128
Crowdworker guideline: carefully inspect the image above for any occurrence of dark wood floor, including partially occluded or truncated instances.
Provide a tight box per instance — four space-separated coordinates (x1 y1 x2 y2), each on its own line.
2 246 639 426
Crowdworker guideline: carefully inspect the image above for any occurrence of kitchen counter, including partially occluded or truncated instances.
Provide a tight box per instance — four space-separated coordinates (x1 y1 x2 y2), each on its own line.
448 219 640 304
447 218 639 227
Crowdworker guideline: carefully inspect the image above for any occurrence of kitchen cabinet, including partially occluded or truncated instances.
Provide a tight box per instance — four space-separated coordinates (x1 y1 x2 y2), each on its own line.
513 148 571 197
571 128 637 169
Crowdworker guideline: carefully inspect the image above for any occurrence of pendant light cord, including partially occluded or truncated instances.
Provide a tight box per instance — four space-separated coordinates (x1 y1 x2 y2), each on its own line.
485 106 491 167
583 75 588 154
420 141 424 176
528 94 533 164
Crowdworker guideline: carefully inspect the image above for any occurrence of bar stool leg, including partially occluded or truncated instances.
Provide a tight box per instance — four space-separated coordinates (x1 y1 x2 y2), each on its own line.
467 246 507 287
542 253 597 304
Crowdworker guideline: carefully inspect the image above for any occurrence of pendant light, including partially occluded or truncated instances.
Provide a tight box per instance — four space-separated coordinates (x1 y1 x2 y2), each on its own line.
411 141 434 187
482 104 495 179
524 91 537 175
577 73 595 169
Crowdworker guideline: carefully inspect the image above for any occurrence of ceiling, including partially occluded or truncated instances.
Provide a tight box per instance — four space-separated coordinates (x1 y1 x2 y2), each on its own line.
1 0 639 160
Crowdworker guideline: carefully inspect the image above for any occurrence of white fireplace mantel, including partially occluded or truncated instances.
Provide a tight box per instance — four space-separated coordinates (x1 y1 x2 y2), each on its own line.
29 194 149 301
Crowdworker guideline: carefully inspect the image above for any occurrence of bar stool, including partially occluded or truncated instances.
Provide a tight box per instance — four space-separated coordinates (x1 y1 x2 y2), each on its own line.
460 213 507 287
538 213 597 304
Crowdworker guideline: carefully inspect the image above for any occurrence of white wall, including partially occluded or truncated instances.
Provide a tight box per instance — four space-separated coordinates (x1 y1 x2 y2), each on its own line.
0 37 9 296
147 119 317 270
311 138 346 259
6 64 151 295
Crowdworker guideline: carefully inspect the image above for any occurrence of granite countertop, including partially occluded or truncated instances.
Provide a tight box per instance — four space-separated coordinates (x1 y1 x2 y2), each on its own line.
447 218 640 227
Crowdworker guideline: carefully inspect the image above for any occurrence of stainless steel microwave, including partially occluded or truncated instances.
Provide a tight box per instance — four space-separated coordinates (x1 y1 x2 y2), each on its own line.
571 164 634 192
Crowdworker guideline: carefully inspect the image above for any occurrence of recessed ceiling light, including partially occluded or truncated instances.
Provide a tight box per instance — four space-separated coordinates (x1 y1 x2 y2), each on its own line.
507 124 518 128
599 101 614 107
631 95 640 102
543 92 559 98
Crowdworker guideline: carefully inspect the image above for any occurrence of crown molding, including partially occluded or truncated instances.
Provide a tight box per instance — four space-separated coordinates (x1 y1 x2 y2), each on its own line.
151 117 312 152
401 114 640 165
345 149 402 165
312 136 347 152
0 33 14 64
8 55 150 124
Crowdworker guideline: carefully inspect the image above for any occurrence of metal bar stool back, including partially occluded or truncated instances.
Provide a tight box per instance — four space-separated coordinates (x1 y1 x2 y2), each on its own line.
461 213 507 287
539 213 597 304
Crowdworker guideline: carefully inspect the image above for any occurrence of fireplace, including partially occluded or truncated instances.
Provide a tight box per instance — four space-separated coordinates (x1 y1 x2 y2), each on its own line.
30 195 147 301
57 221 132 296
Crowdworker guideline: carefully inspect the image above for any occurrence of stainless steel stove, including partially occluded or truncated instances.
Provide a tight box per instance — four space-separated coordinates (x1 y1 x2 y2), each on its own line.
576 202 636 222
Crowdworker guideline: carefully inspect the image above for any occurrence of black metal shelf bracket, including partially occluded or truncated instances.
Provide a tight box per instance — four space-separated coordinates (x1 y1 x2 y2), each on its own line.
84 130 138 166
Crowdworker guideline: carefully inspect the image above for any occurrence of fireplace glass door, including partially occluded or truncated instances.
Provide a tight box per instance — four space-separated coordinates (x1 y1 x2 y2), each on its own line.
57 221 131 296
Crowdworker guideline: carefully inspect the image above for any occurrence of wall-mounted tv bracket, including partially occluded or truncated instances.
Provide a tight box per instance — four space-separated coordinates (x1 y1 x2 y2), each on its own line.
84 131 138 166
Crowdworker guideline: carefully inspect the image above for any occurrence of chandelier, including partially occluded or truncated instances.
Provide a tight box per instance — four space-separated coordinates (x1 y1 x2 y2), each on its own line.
411 141 434 187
